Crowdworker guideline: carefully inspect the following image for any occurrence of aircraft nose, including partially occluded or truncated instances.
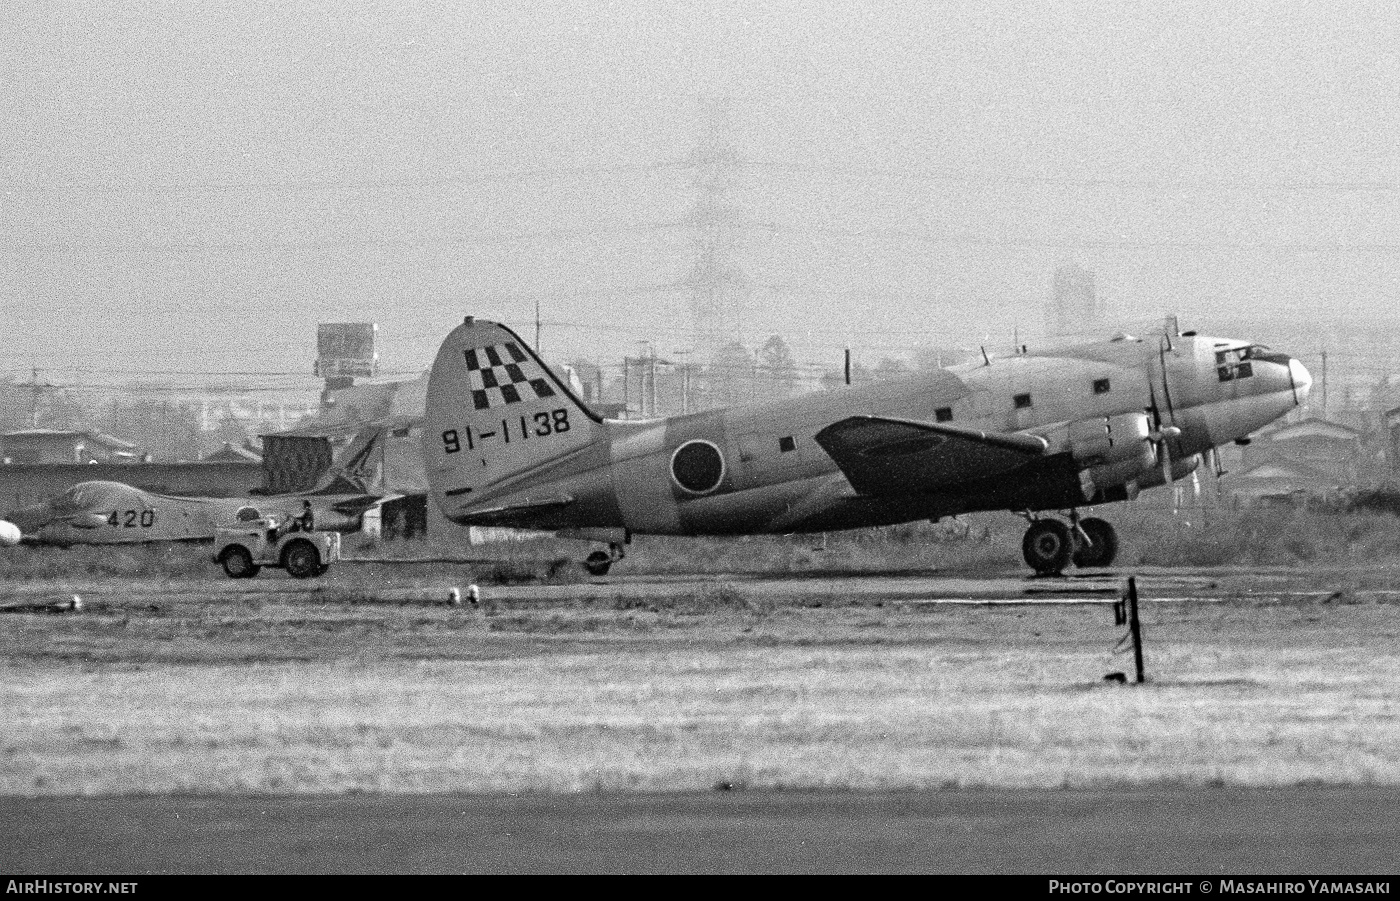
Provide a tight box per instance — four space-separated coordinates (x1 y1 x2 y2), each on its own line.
1289 358 1312 405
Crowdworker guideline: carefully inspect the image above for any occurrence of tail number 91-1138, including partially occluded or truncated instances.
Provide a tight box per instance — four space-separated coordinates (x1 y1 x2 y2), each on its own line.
442 408 571 454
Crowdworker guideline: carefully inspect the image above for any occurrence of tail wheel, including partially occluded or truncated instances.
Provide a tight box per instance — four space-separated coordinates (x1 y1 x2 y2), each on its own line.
282 541 322 579
1072 517 1119 568
220 545 260 579
583 550 612 577
1022 519 1074 575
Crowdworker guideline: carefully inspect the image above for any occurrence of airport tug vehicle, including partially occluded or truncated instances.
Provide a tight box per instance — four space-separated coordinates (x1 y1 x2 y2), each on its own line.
214 519 340 579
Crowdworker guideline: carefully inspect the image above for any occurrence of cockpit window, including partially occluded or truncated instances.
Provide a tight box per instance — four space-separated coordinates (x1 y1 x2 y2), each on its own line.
51 482 125 513
1216 347 1256 382
1244 345 1293 367
52 486 87 513
53 484 101 512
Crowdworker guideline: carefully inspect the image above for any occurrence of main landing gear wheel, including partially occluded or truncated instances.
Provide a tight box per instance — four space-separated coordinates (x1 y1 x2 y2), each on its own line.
1022 518 1074 575
1071 517 1118 569
584 551 612 577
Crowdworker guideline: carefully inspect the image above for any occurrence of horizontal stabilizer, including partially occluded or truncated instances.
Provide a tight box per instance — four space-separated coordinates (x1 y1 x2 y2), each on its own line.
448 494 576 527
814 415 1047 495
327 494 399 516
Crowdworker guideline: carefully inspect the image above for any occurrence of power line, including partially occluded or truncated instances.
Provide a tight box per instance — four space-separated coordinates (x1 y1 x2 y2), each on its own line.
0 162 686 196
0 222 691 255
742 159 1400 194
7 218 1395 256
6 157 1391 196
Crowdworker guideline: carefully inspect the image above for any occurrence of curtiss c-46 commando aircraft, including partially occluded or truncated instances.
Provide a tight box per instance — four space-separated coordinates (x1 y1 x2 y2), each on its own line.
4 427 394 546
423 317 1311 576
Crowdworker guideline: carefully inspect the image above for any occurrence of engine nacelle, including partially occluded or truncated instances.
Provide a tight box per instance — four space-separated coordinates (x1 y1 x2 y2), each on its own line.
1063 411 1156 499
0 519 20 547
1068 412 1154 467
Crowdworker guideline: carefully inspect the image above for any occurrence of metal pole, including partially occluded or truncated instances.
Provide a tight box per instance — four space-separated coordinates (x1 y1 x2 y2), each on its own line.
1320 349 1327 419
844 348 851 386
649 349 657 416
1127 576 1145 683
622 358 630 419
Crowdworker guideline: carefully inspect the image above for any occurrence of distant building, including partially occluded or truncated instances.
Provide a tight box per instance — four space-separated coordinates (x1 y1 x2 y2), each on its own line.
259 434 336 494
1240 419 1367 484
1224 418 1371 507
0 429 140 465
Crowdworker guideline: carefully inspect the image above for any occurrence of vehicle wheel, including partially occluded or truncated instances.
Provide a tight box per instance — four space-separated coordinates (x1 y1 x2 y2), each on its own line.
583 550 612 577
1072 517 1118 568
1022 518 1074 575
220 545 260 579
282 540 321 579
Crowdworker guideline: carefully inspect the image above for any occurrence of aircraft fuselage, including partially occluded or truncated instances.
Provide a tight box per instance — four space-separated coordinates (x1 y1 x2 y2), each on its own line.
426 324 1311 539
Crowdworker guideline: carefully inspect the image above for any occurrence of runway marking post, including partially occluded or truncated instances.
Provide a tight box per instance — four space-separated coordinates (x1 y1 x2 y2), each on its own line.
1107 575 1147 684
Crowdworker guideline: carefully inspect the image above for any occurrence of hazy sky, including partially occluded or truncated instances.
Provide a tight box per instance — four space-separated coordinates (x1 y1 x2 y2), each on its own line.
3 1 1397 381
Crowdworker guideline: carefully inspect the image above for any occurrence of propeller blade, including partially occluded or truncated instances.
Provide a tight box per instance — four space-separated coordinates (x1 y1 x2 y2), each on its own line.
1211 445 1226 479
1149 425 1181 486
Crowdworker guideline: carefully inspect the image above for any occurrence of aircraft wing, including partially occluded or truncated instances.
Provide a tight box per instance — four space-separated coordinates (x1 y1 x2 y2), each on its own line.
814 415 1049 495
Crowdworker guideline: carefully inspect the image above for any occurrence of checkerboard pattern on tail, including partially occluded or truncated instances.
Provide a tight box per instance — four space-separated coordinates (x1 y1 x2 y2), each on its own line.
464 343 557 410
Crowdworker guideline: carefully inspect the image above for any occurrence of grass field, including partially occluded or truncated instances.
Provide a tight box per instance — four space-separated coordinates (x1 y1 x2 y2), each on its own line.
3 543 1399 796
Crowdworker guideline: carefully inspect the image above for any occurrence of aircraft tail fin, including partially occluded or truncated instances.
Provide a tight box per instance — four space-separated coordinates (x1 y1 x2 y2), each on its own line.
303 424 387 495
423 317 604 516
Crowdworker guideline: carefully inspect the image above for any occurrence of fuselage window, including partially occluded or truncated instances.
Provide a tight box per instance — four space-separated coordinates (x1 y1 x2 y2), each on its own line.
778 436 796 453
935 407 953 422
1216 348 1255 382
1093 378 1111 395
1013 393 1032 410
